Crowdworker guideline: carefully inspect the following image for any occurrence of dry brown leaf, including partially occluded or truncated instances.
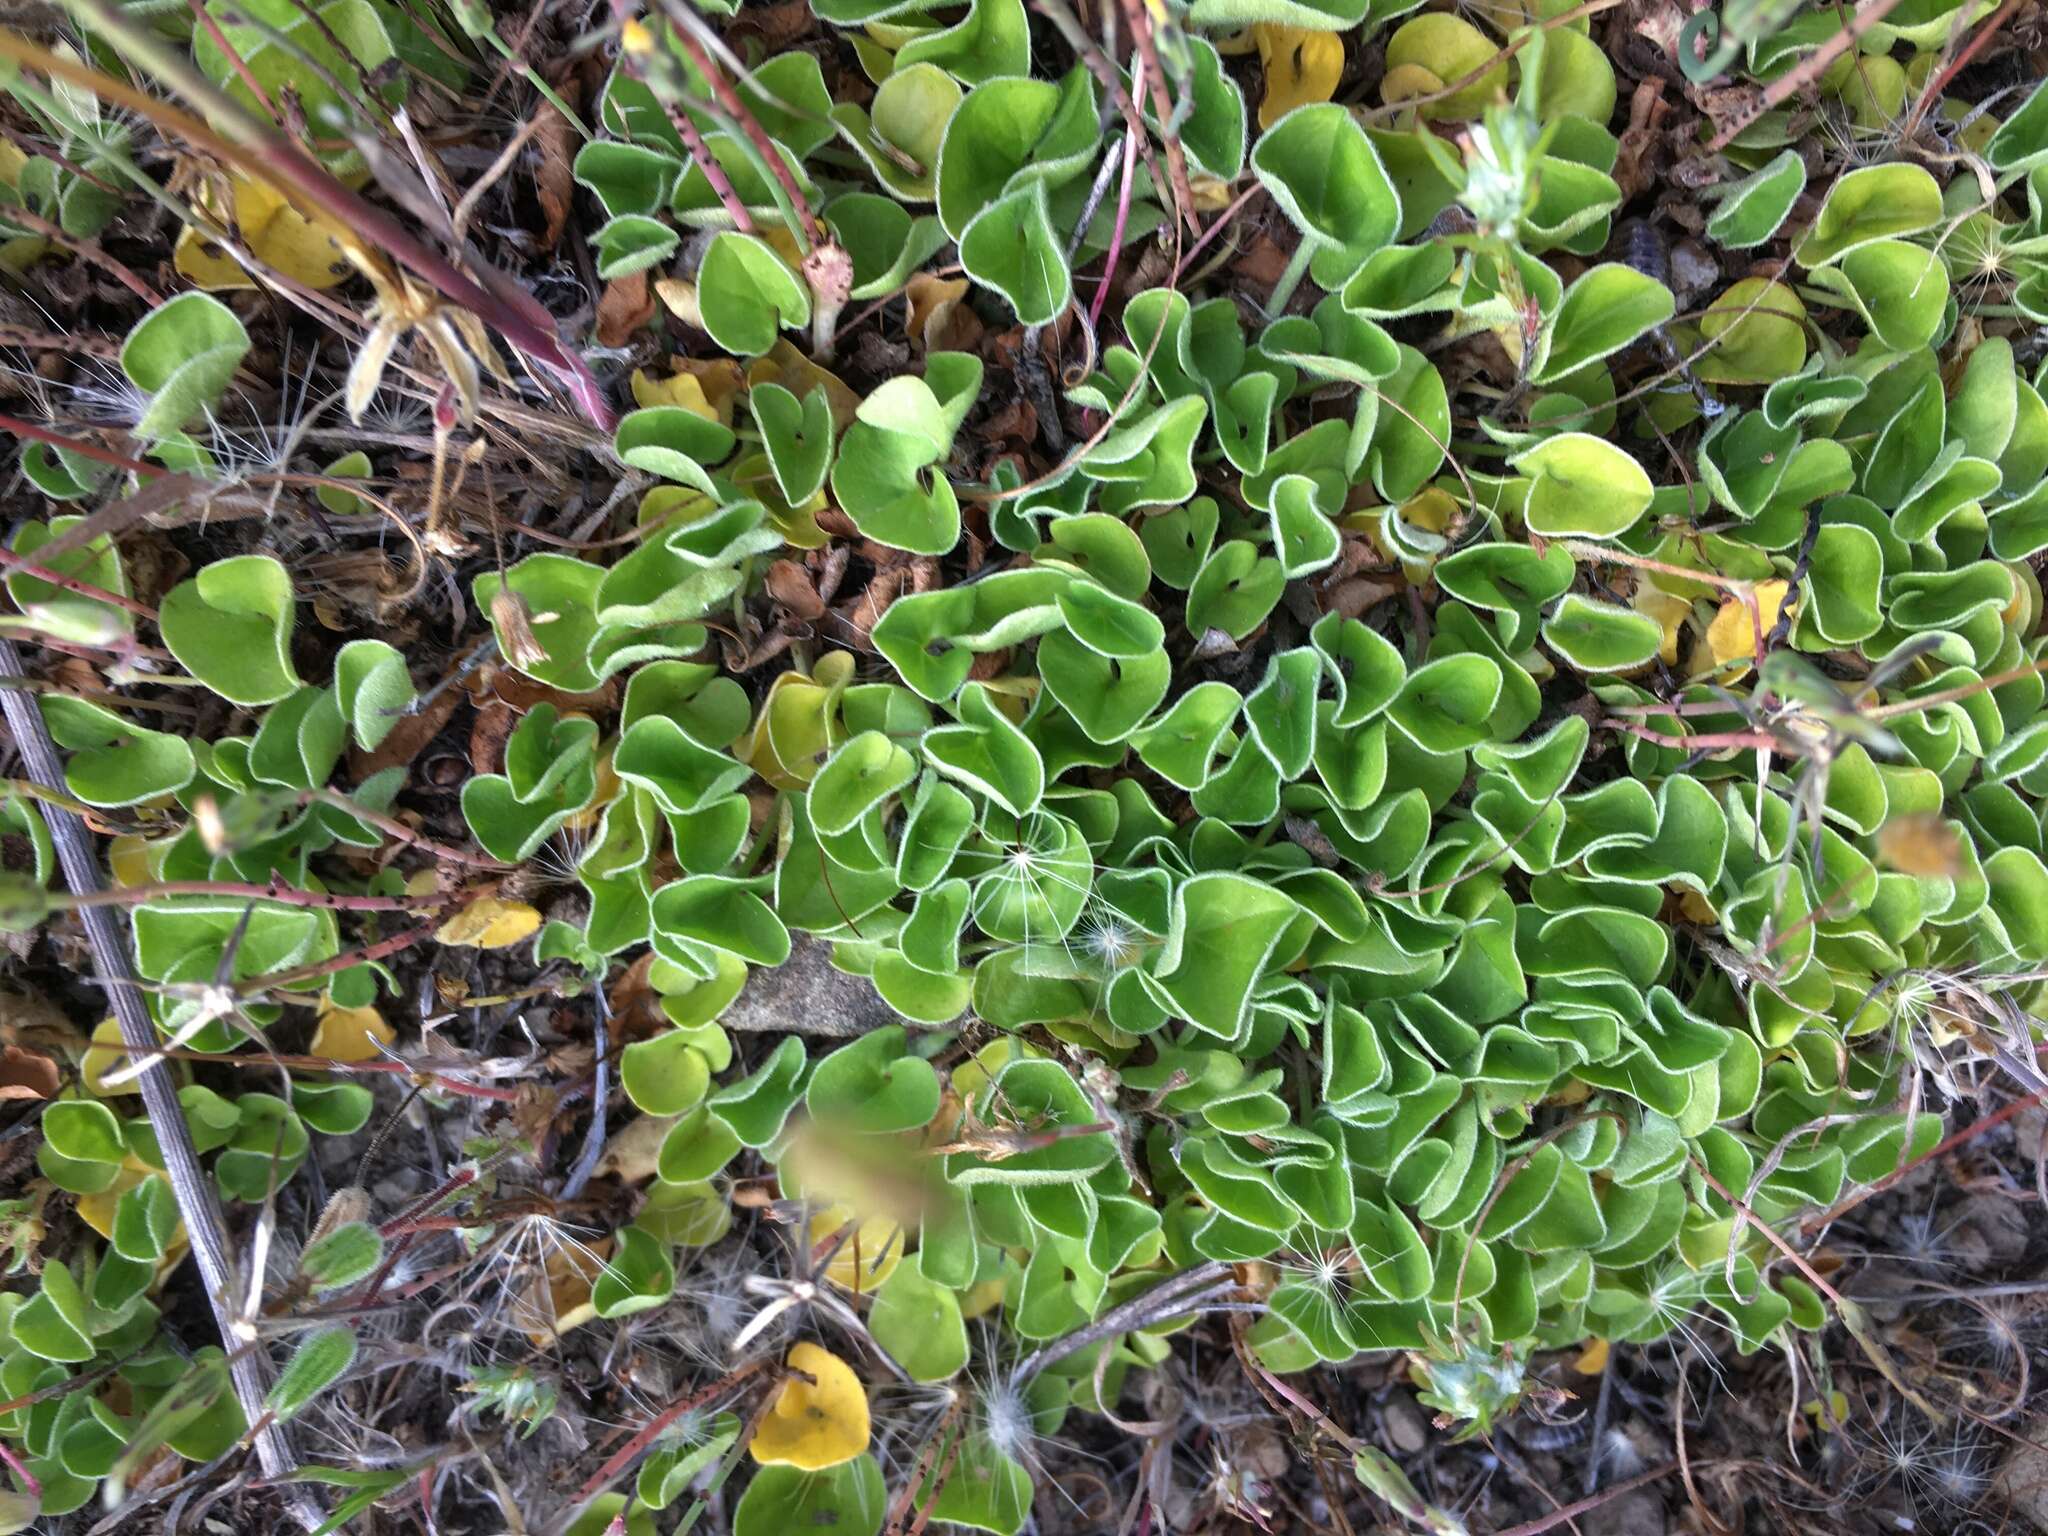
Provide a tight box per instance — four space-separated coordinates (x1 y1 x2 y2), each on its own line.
905 273 976 355
532 104 577 252
0 1044 57 1101
764 559 827 621
596 269 656 347
0 990 79 1055
1613 78 1669 204
596 1111 676 1183
750 341 862 429
468 694 517 779
349 680 460 779
478 667 618 717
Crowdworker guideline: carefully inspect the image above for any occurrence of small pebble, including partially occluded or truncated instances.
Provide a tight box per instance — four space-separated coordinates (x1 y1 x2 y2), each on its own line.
1382 1392 1429 1455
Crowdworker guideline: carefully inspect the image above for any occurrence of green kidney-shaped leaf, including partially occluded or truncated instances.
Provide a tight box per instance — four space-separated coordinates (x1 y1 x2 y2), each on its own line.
332 639 413 751
868 1261 968 1381
1251 103 1401 288
698 233 811 356
592 1225 676 1318
1542 594 1662 673
1706 150 1805 248
39 696 194 809
159 554 301 706
807 1025 942 1133
620 1029 713 1117
121 292 251 439
959 180 1070 326
1812 239 1950 353
1535 264 1674 384
734 1456 886 1536
1793 163 1942 266
1151 873 1300 1043
1511 432 1654 539
751 382 834 504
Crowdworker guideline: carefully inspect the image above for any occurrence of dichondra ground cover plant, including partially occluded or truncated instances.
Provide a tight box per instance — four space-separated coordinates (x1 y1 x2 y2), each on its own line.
0 0 2042 1532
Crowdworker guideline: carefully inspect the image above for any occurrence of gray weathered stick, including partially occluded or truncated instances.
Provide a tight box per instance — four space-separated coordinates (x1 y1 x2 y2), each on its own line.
0 637 321 1529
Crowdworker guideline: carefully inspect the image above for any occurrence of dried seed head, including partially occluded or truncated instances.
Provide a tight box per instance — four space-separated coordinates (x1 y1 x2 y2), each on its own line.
309 1185 372 1249
489 588 550 670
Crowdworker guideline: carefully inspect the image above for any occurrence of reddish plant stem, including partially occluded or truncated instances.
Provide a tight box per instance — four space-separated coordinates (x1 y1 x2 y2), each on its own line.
236 921 437 995
0 543 156 619
573 1358 776 1502
377 1166 482 1239
1801 1087 2047 1234
1690 1155 1944 1421
1905 0 2022 133
1 204 161 303
1492 1464 1682 1536
653 2 819 242
0 412 158 477
665 97 754 234
1176 183 1267 278
1088 105 1141 333
303 789 513 869
0 1437 39 1498
1706 0 1911 149
187 0 282 122
1605 720 1780 753
1113 0 1198 234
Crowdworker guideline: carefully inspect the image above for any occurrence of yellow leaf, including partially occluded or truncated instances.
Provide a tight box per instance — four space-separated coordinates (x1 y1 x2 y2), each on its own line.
81 1018 139 1097
949 1037 1041 1108
750 340 861 430
175 175 353 292
653 276 703 329
630 367 719 421
309 1004 394 1064
1876 813 1963 879
1678 889 1719 926
1255 25 1345 131
74 1168 140 1241
759 225 807 273
436 898 543 949
737 652 858 790
1572 1337 1609 1375
1634 584 1693 667
75 1161 183 1258
1701 579 1792 673
107 834 153 889
750 1342 870 1470
960 1276 1008 1319
1379 62 1446 115
560 745 620 834
807 1203 903 1295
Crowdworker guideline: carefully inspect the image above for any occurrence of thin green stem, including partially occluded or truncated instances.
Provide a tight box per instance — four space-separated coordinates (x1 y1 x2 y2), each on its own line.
1266 237 1318 317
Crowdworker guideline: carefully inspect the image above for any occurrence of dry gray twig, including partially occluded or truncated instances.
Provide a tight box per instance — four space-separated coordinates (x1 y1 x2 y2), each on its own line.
0 636 323 1531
